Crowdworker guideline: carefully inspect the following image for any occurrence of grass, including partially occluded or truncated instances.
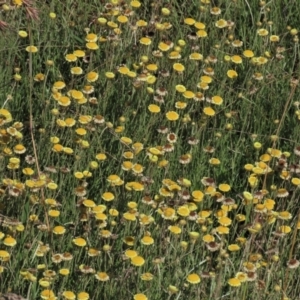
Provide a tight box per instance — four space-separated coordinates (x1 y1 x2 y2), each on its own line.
1 0 300 299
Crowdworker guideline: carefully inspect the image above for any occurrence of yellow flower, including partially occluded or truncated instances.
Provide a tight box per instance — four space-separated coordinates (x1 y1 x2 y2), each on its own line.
105 72 115 79
40 289 56 299
95 272 109 281
131 256 145 266
148 104 160 114
102 192 115 202
140 37 151 45
26 45 38 53
173 63 185 72
168 225 182 234
65 53 77 62
86 42 99 50
131 1 141 8
194 22 206 29
177 206 190 217
77 292 89 300
187 273 201 284
3 236 17 247
227 70 238 78
184 18 195 25
215 19 227 28
270 35 280 42
96 153 107 161
175 101 187 109
141 272 154 281
231 55 242 64
189 52 203 60
73 237 87 247
228 278 241 287
71 67 83 75
243 49 254 58
117 15 128 23
134 294 148 300
141 236 154 245
218 217 232 226
292 177 300 186
53 226 66 235
62 291 76 300
175 84 186 93
196 30 207 37
49 12 56 19
203 107 215 116
86 71 99 82
18 30 28 38
219 183 231 192
257 28 269 36
166 111 179 121
211 95 223 105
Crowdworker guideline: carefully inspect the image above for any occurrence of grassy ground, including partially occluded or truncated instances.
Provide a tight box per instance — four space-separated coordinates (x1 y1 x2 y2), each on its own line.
1 0 300 299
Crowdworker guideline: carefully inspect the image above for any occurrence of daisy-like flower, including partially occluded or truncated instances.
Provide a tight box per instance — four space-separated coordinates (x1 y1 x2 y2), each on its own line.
95 272 109 281
102 192 115 202
228 278 241 287
287 259 300 269
206 241 221 252
228 244 240 252
219 183 231 192
276 188 289 198
161 207 176 220
294 146 300 156
73 237 87 247
231 55 242 64
154 95 164 104
3 236 17 247
211 95 223 105
173 63 185 72
65 53 77 62
227 70 238 78
71 67 83 75
140 37 151 46
270 35 280 42
189 52 203 60
184 17 195 25
166 111 179 121
86 42 99 50
257 28 269 36
148 104 161 113
163 143 174 152
26 45 38 53
134 294 148 300
215 19 227 28
211 7 221 15
196 30 207 38
168 225 182 234
179 154 192 164
141 236 154 245
203 107 215 116
167 132 177 143
77 292 89 300
187 273 201 284
243 262 257 272
140 272 154 281
86 71 99 82
243 49 254 58
131 256 145 266
53 225 66 235
229 39 242 48
105 71 115 79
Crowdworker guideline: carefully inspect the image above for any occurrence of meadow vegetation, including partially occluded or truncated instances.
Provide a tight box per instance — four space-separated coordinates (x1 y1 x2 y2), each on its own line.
1 0 300 299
